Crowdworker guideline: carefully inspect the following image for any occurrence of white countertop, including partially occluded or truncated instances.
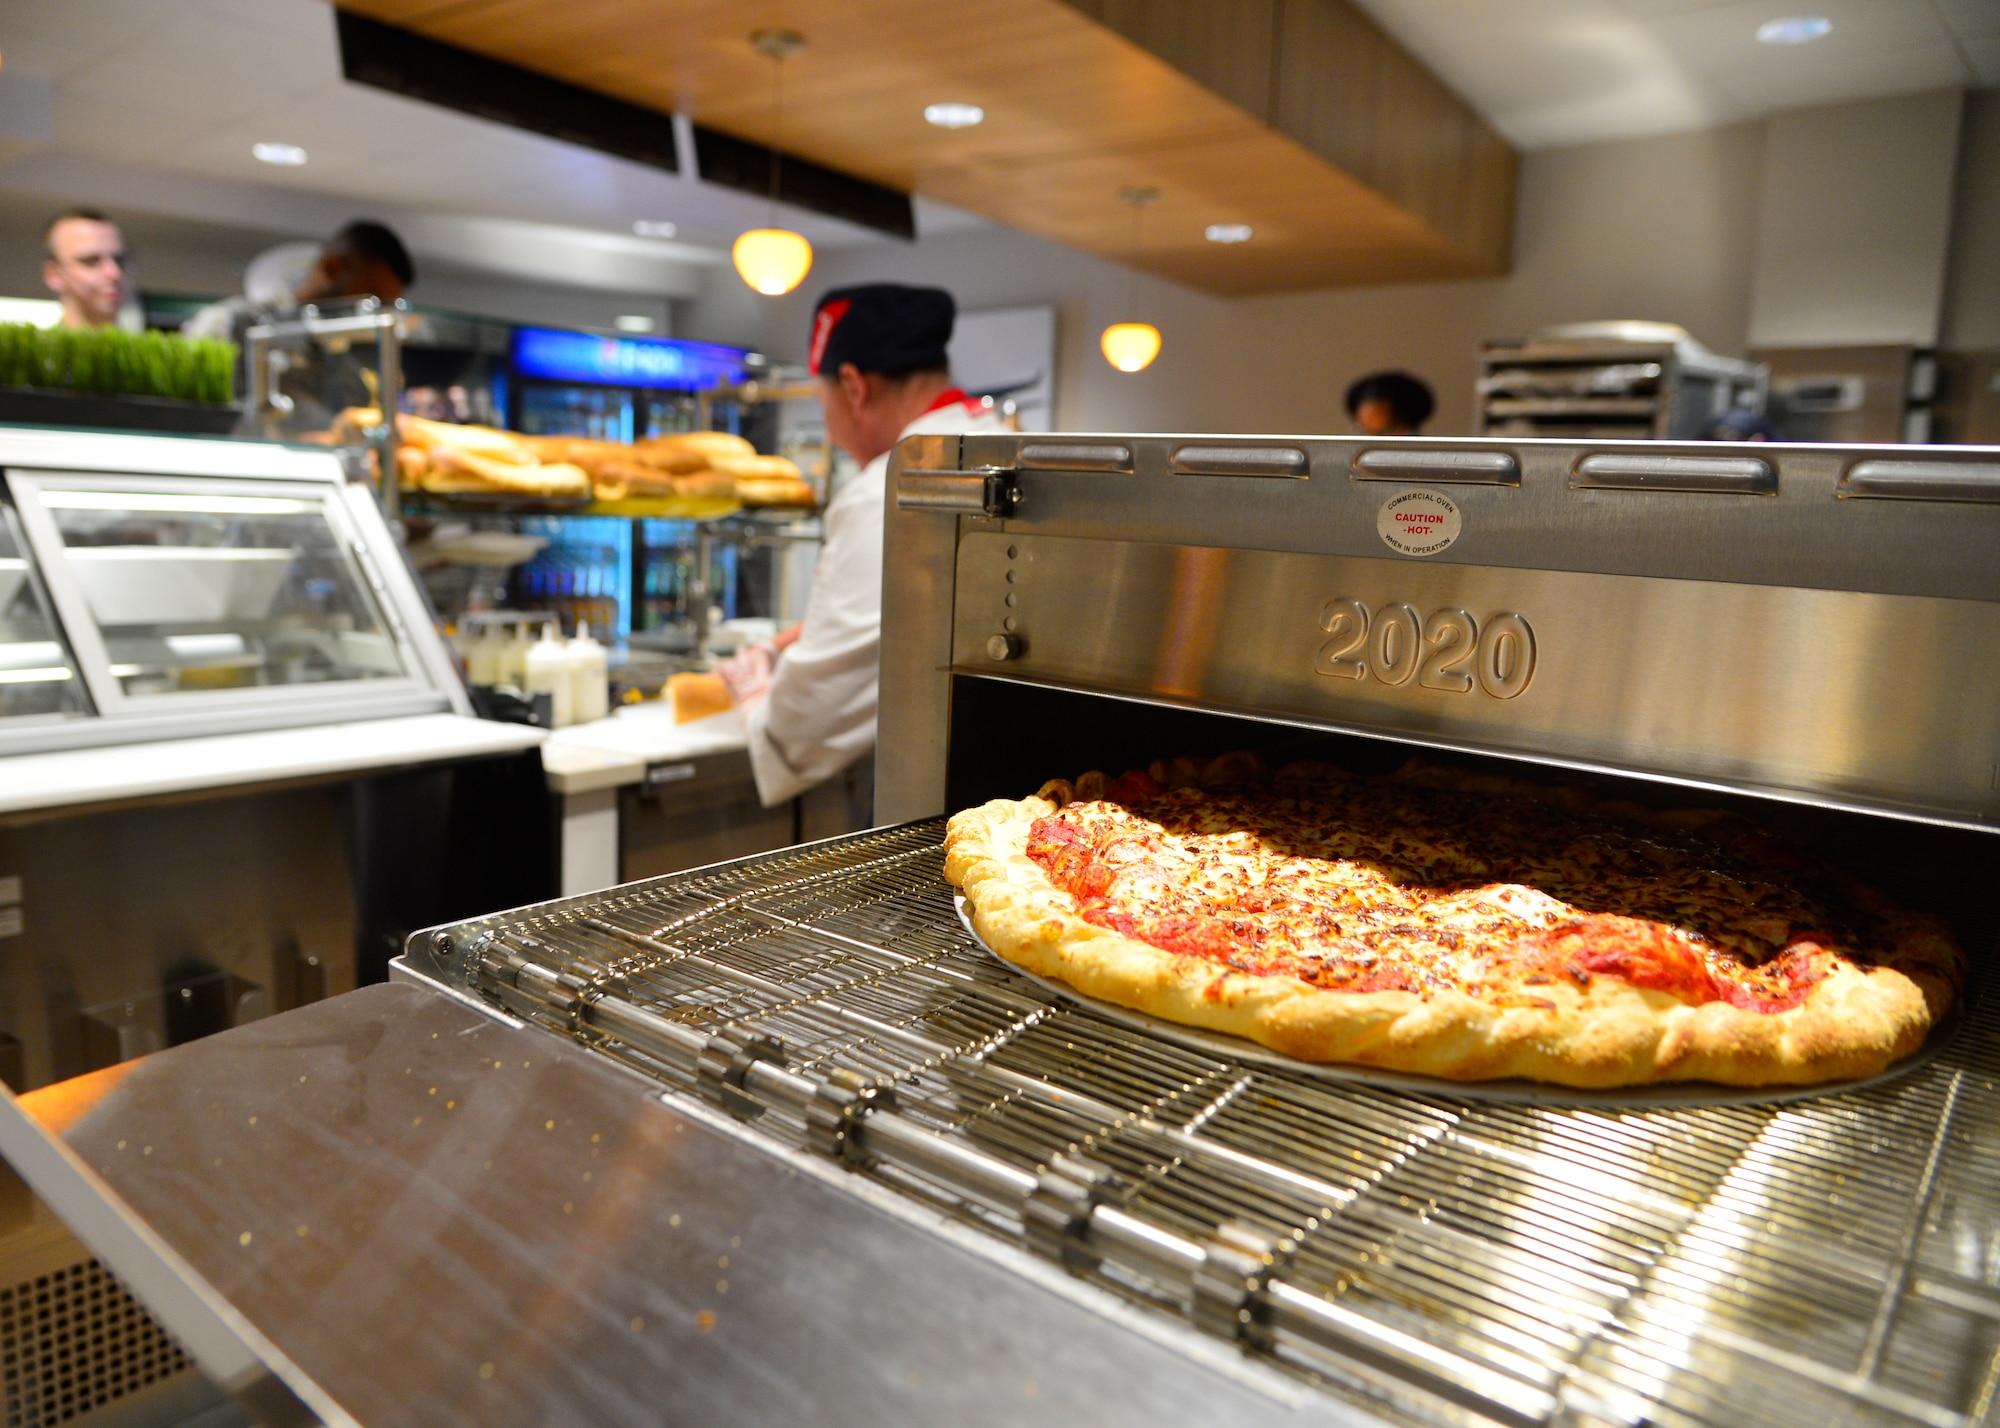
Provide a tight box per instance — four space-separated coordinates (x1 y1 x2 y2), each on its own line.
0 713 546 816
541 703 749 795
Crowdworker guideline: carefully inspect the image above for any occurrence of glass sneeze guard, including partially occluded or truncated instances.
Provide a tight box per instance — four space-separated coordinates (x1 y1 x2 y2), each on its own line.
0 503 89 723
7 469 440 734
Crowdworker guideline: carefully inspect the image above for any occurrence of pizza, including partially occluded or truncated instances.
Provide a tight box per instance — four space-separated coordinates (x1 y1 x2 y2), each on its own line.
943 755 1963 1087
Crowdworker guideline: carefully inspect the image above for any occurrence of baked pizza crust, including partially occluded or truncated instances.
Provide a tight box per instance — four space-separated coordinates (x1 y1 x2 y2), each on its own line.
944 779 1957 1088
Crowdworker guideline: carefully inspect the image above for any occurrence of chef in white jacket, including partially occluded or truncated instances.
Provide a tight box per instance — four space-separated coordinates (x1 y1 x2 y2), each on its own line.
713 284 1006 821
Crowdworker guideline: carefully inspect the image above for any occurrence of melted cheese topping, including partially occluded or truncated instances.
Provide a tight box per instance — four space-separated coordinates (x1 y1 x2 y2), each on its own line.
1026 776 1911 1012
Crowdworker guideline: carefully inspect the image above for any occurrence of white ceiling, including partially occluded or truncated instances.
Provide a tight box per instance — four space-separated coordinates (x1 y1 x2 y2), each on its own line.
0 0 985 301
1352 0 1999 148
0 0 1988 301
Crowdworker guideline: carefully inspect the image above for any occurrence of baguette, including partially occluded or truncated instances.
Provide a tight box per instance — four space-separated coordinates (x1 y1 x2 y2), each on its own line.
398 414 536 465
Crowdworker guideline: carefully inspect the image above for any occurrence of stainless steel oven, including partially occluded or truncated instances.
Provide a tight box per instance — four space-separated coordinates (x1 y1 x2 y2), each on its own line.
4 432 1999 1428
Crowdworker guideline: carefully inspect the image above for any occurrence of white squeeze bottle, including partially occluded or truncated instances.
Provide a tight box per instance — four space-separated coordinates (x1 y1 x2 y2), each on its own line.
466 624 502 686
569 627 609 724
524 625 576 726
500 619 536 689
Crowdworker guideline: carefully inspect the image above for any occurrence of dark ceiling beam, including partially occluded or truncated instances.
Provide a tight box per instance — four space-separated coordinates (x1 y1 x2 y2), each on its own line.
334 10 915 240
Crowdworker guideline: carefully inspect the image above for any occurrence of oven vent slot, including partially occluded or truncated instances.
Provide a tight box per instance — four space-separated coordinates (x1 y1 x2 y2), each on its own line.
1571 452 1777 494
1168 444 1310 479
1839 460 2000 504
1352 448 1520 485
1016 442 1133 473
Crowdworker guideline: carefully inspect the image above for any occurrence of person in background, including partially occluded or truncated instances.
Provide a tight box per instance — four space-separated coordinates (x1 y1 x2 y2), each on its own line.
676 284 1007 827
1698 409 1781 441
42 209 134 330
182 219 416 346
1344 370 1435 437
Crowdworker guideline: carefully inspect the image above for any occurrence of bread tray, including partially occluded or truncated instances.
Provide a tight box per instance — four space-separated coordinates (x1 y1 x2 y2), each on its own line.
953 896 1962 1109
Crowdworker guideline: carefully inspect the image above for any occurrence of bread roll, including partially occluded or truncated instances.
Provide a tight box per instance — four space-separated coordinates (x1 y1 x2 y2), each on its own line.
394 443 429 490
735 477 817 507
707 453 803 480
671 470 739 500
671 431 756 461
596 458 682 495
668 672 733 724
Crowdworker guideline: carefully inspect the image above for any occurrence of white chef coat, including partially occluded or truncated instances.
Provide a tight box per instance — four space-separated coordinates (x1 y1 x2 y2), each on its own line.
746 392 1006 806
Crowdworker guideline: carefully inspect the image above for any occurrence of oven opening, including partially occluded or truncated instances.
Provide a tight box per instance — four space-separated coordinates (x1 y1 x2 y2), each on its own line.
944 673 2000 964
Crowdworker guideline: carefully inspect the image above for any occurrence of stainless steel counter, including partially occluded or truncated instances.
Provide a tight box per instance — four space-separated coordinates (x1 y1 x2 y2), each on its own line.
12 982 1366 1426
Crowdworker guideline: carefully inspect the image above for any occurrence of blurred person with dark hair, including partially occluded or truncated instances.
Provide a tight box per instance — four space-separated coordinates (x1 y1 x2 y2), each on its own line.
1344 370 1435 436
1698 409 1780 441
295 220 416 306
42 209 136 330
184 218 416 345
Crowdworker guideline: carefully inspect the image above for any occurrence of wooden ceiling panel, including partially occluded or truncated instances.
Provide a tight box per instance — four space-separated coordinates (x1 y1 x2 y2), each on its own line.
332 0 1514 294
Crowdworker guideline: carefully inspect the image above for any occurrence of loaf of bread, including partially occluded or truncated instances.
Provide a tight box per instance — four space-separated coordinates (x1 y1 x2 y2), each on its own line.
667 671 733 724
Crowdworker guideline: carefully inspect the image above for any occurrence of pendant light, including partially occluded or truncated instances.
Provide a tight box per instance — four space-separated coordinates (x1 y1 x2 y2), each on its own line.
1100 186 1161 373
733 30 813 296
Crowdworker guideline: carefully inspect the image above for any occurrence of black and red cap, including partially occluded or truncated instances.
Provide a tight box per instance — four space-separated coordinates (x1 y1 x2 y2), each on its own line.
807 283 955 377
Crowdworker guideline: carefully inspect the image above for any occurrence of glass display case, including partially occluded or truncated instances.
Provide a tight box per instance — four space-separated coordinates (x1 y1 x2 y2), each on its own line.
0 427 467 757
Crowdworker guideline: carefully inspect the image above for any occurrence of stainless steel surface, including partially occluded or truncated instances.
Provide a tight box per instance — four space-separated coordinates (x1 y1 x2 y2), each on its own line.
0 785 358 1087
391 821 2000 1428
878 433 2000 827
0 1089 335 1426
1168 443 1310 478
1353 449 1520 484
1841 460 2000 502
1570 452 1777 494
1759 344 1915 445
1478 332 1765 440
6 980 1371 1428
944 530 2000 828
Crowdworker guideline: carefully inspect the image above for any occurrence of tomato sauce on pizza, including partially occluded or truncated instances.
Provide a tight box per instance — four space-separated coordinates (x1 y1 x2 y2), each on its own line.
1021 766 1904 1016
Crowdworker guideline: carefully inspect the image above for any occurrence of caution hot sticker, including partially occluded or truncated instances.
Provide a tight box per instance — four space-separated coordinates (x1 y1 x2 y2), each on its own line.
1376 487 1461 557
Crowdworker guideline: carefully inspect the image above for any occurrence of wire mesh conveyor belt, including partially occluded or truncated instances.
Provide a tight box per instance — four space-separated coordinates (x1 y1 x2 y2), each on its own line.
428 820 2000 1428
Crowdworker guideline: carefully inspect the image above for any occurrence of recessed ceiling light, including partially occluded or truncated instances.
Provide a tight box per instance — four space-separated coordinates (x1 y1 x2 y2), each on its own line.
924 102 985 130
632 219 678 238
1205 223 1253 244
1756 16 1831 44
614 315 656 333
252 142 307 166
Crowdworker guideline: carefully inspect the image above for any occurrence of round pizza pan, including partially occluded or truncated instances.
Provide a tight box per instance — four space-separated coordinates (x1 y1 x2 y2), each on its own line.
952 897 1963 1109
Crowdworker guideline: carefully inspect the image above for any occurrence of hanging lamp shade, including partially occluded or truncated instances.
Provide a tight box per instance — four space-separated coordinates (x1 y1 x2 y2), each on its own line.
1100 321 1161 373
733 228 813 296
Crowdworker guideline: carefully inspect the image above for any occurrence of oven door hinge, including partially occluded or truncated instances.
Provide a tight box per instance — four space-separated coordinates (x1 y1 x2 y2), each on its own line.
894 468 1021 518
